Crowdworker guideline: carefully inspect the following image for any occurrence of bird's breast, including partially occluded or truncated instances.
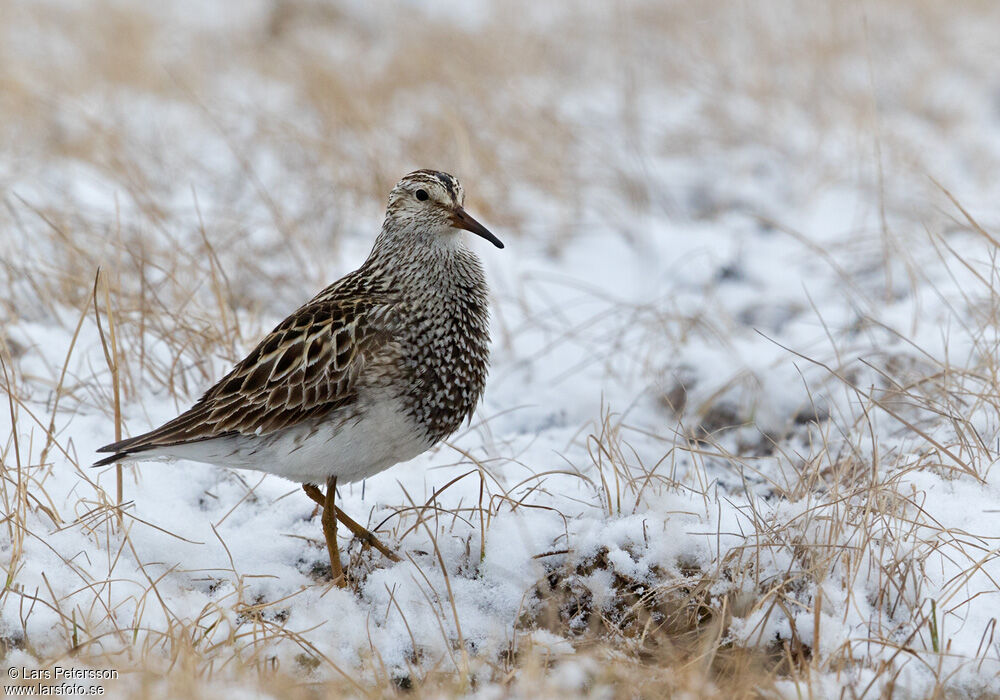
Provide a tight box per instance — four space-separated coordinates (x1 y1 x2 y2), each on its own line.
390 278 491 443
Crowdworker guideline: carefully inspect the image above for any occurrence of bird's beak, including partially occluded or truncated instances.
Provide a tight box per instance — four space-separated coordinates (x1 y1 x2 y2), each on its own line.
450 206 504 249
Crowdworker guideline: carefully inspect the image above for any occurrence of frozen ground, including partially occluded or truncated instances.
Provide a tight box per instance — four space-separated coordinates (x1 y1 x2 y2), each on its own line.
2 1 1000 697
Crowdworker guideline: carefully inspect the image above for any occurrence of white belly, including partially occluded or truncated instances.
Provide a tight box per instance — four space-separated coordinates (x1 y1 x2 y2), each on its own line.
135 395 434 484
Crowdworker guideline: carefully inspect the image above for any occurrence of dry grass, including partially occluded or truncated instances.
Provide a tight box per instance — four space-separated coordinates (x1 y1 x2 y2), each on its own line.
3 0 1000 698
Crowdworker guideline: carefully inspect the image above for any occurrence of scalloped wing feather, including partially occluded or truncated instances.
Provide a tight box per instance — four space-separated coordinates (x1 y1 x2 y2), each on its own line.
95 295 391 460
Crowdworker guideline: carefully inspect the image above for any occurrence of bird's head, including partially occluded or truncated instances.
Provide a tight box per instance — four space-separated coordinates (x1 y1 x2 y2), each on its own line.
380 170 503 250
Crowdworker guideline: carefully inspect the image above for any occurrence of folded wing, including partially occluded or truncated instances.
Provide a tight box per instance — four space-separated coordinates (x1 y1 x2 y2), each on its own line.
93 296 390 466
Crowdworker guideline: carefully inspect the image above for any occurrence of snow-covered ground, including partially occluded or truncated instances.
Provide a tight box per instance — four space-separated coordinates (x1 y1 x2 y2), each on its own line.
2 1 1000 697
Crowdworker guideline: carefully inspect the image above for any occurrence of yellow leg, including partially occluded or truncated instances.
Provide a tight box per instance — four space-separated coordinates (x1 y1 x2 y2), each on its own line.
319 477 346 587
302 482 401 563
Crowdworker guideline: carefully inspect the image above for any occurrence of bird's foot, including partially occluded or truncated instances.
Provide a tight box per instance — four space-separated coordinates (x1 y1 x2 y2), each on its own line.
302 483 401 566
331 506 402 562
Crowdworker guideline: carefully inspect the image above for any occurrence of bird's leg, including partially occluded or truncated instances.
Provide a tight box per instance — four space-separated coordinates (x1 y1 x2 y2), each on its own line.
334 507 402 562
302 483 325 508
301 483 401 563
320 477 346 587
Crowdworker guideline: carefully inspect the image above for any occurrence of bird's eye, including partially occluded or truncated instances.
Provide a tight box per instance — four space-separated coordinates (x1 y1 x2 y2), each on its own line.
415 189 429 201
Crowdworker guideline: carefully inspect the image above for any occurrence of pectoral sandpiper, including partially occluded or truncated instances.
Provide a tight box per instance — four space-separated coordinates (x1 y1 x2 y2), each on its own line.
95 170 502 586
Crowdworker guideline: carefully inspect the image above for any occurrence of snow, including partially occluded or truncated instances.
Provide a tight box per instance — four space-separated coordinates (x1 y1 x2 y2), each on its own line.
3 0 1000 697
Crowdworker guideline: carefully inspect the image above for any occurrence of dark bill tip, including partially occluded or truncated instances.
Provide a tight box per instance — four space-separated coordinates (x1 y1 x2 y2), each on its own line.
451 206 504 249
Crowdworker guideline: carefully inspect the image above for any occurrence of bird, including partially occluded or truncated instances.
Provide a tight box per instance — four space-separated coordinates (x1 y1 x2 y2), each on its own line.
94 170 503 586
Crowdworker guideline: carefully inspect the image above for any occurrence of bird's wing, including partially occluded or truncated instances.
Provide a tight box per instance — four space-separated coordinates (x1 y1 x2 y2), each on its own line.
94 295 393 463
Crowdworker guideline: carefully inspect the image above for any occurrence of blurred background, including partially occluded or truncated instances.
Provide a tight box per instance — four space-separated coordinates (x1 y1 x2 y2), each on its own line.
3 1 1000 697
